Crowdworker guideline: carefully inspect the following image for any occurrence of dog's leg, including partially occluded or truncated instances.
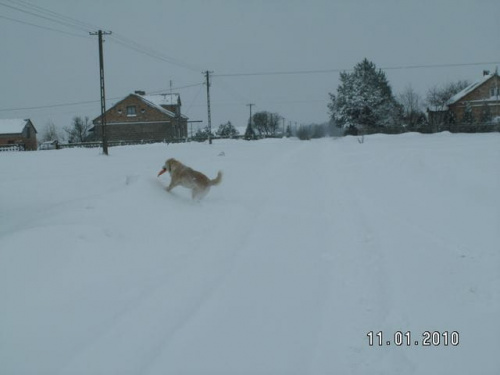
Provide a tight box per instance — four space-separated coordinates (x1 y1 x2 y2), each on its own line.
166 180 179 192
192 187 209 201
191 188 199 200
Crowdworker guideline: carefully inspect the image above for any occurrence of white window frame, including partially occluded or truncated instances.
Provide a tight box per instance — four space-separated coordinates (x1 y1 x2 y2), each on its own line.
127 106 137 117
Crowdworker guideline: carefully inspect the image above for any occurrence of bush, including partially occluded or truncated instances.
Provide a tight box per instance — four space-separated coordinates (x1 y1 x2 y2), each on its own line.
296 126 311 140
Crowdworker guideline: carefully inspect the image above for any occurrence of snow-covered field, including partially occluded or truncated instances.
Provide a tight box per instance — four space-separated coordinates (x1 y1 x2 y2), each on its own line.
1 133 499 374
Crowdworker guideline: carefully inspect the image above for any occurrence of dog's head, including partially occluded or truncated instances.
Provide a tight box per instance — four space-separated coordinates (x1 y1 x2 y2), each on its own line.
158 158 177 177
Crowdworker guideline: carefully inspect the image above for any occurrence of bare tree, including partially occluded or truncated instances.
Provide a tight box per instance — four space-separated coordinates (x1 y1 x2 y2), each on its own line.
426 80 470 110
398 85 426 130
40 121 62 142
426 80 470 132
64 116 92 143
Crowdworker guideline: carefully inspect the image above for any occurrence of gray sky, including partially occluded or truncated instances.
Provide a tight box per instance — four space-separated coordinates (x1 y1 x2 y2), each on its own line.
1 0 499 135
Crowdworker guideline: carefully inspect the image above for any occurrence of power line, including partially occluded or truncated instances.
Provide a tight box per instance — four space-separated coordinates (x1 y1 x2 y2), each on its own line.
0 14 90 38
6 0 99 31
214 61 500 78
0 0 201 73
0 0 90 32
108 33 203 73
0 99 100 112
0 83 205 113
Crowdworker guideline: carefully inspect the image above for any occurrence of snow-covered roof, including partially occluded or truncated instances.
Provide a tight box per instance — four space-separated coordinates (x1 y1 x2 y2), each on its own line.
134 93 189 120
447 73 496 105
135 94 176 117
0 119 29 135
141 93 180 107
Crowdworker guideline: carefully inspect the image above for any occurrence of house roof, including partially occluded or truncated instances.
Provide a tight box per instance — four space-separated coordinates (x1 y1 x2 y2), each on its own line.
141 93 180 107
0 119 30 135
94 92 189 125
447 73 497 105
134 93 189 119
134 94 177 117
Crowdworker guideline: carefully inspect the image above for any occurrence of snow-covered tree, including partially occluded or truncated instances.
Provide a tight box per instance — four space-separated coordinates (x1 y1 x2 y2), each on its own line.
193 126 214 142
328 58 401 133
252 111 281 136
216 121 239 138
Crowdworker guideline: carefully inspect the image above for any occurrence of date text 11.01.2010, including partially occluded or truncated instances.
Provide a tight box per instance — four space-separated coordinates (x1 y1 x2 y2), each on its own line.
367 331 459 347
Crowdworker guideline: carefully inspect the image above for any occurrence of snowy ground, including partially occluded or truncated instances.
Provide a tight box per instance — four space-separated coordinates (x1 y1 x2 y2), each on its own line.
1 133 499 374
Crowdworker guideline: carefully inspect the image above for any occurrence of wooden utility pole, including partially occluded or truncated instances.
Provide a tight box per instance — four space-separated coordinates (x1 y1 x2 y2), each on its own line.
203 71 214 144
90 30 112 155
247 103 255 125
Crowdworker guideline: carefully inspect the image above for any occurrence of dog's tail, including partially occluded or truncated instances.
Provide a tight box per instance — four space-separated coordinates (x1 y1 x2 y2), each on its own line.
210 171 223 186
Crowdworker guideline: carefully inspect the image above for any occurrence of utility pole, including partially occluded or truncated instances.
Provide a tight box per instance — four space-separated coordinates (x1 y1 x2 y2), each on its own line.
90 30 112 155
247 103 255 125
203 71 214 144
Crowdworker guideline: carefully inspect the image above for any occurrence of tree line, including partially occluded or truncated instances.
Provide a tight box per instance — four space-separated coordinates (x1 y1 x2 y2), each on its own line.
328 58 499 136
42 58 498 144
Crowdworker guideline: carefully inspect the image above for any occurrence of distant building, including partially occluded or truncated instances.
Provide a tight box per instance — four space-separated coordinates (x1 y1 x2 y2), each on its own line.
91 91 188 142
0 119 38 150
428 70 500 128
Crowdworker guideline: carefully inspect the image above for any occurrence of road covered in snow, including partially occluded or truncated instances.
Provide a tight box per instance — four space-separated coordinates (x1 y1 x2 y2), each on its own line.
1 133 499 374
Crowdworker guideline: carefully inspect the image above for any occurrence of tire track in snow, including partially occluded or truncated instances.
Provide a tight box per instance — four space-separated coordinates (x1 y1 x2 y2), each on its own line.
145 140 391 374
302 140 396 373
60 143 310 375
143 141 319 374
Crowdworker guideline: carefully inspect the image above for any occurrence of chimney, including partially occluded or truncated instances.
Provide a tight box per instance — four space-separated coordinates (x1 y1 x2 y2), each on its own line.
483 70 490 76
134 90 146 95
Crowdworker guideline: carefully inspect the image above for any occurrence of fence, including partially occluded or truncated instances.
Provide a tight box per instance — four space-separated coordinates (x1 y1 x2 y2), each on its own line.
0 144 24 152
59 138 187 149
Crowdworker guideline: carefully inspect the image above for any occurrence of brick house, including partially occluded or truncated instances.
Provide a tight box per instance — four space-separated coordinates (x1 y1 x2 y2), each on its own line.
428 70 500 128
0 119 38 150
91 91 188 142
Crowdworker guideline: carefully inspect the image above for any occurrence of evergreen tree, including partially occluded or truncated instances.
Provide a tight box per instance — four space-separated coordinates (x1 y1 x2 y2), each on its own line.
216 121 239 138
328 58 401 133
193 126 213 142
244 122 257 140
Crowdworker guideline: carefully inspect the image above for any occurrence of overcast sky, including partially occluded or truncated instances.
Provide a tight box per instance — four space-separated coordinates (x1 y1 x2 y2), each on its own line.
1 0 499 135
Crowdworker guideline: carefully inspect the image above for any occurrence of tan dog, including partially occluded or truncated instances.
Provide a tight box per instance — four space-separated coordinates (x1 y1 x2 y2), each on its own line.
158 158 222 200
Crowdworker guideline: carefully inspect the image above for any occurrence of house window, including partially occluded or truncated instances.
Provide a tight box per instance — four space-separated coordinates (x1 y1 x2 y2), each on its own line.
490 87 499 97
127 106 137 116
